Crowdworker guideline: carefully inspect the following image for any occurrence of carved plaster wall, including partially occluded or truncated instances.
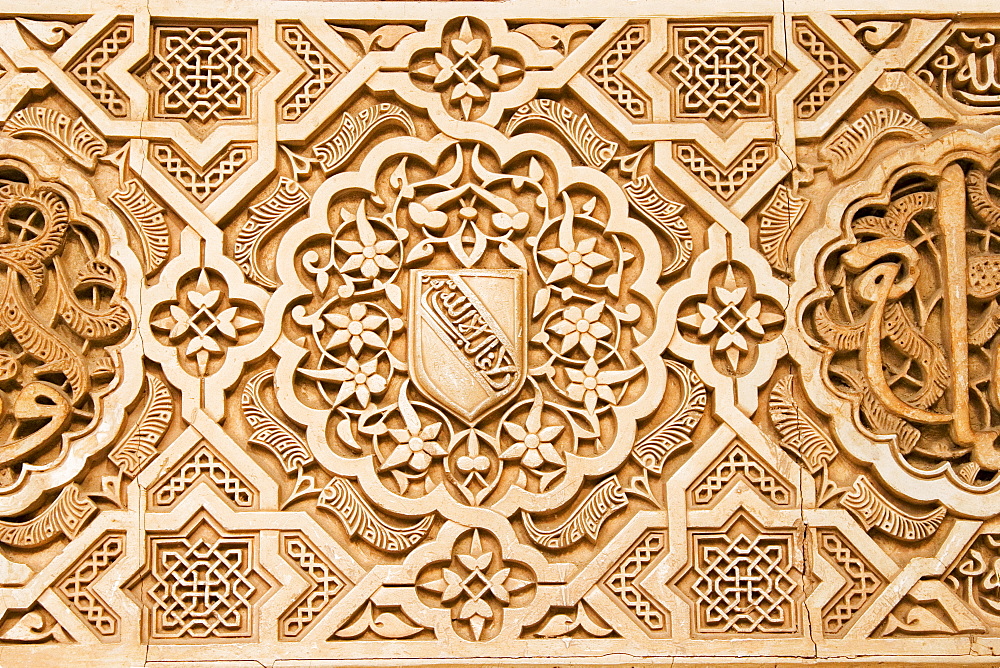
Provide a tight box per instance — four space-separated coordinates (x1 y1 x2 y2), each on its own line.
0 1 999 665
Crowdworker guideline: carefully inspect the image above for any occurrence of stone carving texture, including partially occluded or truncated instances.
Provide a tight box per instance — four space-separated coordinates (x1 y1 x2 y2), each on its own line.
3 2 1000 666
667 24 776 122
147 26 261 123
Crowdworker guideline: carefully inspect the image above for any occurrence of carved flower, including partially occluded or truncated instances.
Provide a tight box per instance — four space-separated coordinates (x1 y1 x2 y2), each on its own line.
565 358 640 414
159 269 259 375
549 301 613 356
382 400 447 473
500 398 563 469
679 264 783 371
538 237 612 285
336 203 399 280
324 303 388 355
338 238 397 279
420 530 532 641
321 357 387 408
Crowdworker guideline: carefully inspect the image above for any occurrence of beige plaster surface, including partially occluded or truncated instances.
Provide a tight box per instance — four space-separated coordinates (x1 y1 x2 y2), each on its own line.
0 0 997 665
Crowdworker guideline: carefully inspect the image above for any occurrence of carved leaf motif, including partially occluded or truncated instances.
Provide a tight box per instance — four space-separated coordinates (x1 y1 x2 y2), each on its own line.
758 183 808 275
879 606 957 636
333 25 418 55
521 476 628 549
768 374 838 474
841 476 946 541
632 360 706 474
235 177 310 289
109 180 171 276
512 24 594 53
819 109 931 180
0 609 69 643
535 602 614 638
0 485 96 548
623 176 693 277
109 375 172 478
317 478 433 553
840 19 904 49
507 99 618 169
4 107 107 170
313 103 415 174
880 302 949 410
966 168 1000 233
15 18 78 48
241 369 313 473
53 268 131 343
335 603 425 639
0 274 87 400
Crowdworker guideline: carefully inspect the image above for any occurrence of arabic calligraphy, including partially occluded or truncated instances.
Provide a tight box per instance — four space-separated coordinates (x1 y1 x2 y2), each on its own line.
419 273 519 393
808 153 1000 483
918 28 1000 112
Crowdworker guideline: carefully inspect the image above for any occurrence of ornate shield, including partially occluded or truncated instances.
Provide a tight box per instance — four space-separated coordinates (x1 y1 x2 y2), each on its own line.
409 269 526 423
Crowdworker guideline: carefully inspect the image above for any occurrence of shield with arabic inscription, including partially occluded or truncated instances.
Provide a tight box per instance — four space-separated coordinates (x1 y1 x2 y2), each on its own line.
409 269 527 423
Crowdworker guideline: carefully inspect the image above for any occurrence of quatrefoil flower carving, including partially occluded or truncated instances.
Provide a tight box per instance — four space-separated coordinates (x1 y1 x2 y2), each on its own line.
152 269 262 376
419 529 534 641
679 262 784 373
412 18 522 120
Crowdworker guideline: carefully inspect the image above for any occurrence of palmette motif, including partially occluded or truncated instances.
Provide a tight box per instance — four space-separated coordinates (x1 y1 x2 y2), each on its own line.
5 3 1000 665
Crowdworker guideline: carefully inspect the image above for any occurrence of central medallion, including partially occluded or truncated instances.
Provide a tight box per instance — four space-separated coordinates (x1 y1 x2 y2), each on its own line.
409 269 526 423
274 129 677 516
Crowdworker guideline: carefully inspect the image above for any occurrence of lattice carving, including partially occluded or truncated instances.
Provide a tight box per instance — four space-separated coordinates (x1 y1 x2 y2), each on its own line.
54 533 125 639
279 532 349 639
129 516 271 641
147 26 263 123
66 20 133 117
793 19 856 119
587 23 650 119
278 23 345 122
674 141 773 199
150 142 252 201
817 529 884 637
601 530 669 635
150 445 256 509
666 24 777 123
689 442 793 507
673 513 800 635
